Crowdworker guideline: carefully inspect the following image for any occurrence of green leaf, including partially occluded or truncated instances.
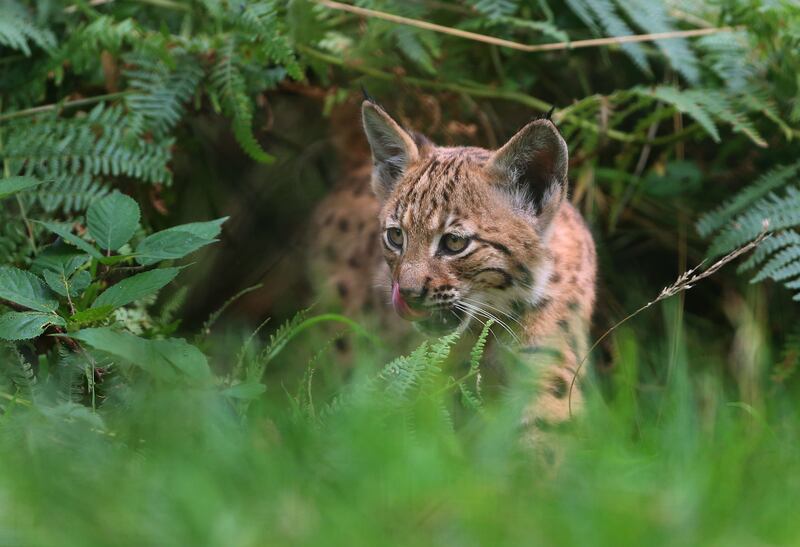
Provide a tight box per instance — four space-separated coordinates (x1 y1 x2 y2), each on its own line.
92 267 180 310
0 267 58 313
69 306 114 326
164 218 228 240
34 221 104 259
87 191 141 251
136 232 211 266
0 311 65 341
0 176 46 199
69 327 211 382
31 245 89 278
222 382 266 400
43 269 91 298
135 218 227 266
97 254 136 267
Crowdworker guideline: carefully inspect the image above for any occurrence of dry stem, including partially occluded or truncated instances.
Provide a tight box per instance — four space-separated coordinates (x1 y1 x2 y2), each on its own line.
314 0 740 53
568 227 771 416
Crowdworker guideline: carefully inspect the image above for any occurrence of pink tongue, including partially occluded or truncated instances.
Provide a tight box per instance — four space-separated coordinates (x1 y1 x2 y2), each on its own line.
392 283 427 321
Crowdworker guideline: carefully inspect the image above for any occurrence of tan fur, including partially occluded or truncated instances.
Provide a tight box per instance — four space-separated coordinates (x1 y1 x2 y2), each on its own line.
309 101 596 432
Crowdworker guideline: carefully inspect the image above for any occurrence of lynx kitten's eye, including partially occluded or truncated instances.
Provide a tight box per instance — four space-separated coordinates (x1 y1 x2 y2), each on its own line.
441 233 470 254
385 227 404 250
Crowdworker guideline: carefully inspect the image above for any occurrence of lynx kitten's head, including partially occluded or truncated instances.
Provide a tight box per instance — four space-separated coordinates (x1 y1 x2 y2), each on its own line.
362 100 569 334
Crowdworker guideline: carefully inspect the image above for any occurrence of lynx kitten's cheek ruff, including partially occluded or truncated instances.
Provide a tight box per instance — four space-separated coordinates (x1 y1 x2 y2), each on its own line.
310 99 596 431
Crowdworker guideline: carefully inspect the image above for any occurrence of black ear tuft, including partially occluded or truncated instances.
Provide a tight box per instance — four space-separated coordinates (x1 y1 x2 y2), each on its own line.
528 107 556 126
361 101 421 202
361 85 376 104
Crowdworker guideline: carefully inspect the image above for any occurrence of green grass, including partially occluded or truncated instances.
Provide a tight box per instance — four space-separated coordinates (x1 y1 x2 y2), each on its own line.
1 299 799 546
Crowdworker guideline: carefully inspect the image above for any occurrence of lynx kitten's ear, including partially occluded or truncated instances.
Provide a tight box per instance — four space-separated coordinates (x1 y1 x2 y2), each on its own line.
487 119 568 236
361 100 420 201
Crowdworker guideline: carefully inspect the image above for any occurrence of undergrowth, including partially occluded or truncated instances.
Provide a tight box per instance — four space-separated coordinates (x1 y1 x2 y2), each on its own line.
0 302 799 546
1 1 800 544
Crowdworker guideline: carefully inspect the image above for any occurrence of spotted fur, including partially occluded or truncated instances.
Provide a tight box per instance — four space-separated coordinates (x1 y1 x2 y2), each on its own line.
309 100 596 433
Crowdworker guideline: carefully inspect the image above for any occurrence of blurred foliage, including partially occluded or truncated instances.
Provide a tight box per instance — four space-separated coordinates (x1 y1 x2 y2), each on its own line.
1 0 800 543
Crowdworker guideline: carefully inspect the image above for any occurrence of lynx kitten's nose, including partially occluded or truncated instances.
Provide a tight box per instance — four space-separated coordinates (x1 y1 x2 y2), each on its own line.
392 283 428 321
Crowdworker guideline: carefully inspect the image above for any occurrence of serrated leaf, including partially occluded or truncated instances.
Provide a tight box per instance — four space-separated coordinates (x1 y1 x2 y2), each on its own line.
43 269 70 297
69 327 211 382
135 218 227 266
43 269 90 298
164 218 228 240
69 306 114 326
87 191 141 251
0 311 65 340
0 267 58 313
136 232 212 266
222 382 266 400
70 271 91 294
31 245 89 277
0 176 46 199
92 267 180 310
34 221 104 259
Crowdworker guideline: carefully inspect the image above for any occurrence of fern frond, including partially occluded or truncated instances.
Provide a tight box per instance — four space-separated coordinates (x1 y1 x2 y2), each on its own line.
751 245 800 283
758 255 800 283
697 161 800 238
739 230 800 272
33 174 109 214
255 308 310 373
459 382 482 412
234 1 302 78
705 188 800 299
459 320 493 412
0 216 30 265
0 343 36 393
739 87 795 140
124 52 203 137
54 16 140 77
3 104 171 212
428 331 460 370
616 0 699 83
694 89 766 147
392 26 440 75
467 0 519 20
209 39 274 164
640 86 719 141
700 158 800 299
769 261 800 290
710 187 800 256
379 342 430 401
494 17 569 43
564 0 650 75
0 4 55 56
697 31 754 91
639 86 767 146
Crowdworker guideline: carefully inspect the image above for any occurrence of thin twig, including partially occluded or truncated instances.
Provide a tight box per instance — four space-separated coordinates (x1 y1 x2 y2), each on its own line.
64 0 189 13
313 0 741 53
0 91 132 123
297 45 639 143
568 227 771 416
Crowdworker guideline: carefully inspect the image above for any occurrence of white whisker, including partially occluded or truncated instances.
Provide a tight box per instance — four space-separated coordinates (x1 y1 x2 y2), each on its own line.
460 296 524 330
457 301 519 344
